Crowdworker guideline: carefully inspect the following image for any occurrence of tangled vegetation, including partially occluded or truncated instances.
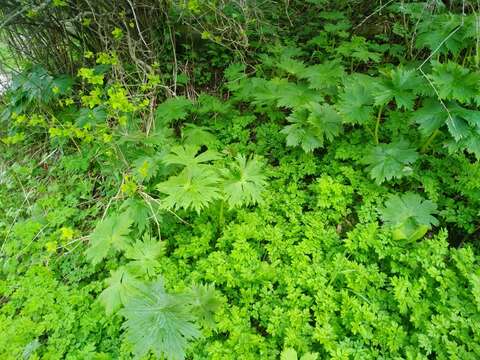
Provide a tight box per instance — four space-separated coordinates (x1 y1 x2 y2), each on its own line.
1 1 480 359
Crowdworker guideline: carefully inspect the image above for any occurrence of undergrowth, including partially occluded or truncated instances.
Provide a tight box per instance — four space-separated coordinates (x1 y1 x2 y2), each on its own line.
1 1 480 359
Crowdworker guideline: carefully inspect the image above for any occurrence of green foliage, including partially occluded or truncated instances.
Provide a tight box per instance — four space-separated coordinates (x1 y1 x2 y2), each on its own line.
124 235 165 277
163 145 221 170
2 3 480 360
363 141 419 184
281 348 318 360
373 67 423 110
429 62 480 105
156 145 267 212
85 212 133 264
281 103 343 152
155 97 192 125
380 193 439 242
121 279 201 360
157 167 223 213
337 74 375 125
222 154 267 208
98 267 142 315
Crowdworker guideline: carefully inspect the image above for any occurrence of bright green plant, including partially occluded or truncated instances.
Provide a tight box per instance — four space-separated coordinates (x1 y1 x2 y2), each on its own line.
380 193 439 242
2 3 480 360
363 140 419 184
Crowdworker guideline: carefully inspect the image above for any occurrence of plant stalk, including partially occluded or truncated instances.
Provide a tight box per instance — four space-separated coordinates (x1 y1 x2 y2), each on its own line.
374 106 383 145
420 129 440 153
218 199 225 230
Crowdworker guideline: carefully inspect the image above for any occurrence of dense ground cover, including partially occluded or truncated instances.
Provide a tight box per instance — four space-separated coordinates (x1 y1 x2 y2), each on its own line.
1 1 480 359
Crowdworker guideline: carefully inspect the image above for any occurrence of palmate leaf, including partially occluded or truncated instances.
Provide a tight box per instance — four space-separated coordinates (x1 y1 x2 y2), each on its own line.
121 198 151 233
429 62 480 105
282 113 323 153
224 62 246 83
121 279 201 360
222 154 267 208
156 168 222 213
196 93 232 115
246 78 318 109
163 145 222 170
273 80 318 109
446 125 480 159
85 212 133 264
240 78 277 105
363 140 418 184
416 14 474 55
276 57 308 76
380 193 438 242
336 36 382 63
124 235 165 277
189 283 221 328
155 96 192 126
411 98 447 136
281 103 342 153
182 124 218 147
98 267 142 315
373 67 424 110
412 99 480 157
308 103 343 142
337 74 375 124
298 60 345 91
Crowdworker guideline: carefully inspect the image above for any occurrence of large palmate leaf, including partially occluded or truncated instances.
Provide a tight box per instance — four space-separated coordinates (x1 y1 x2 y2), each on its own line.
336 36 382 63
429 62 480 105
275 82 319 109
446 125 480 159
222 154 267 208
245 78 318 109
163 145 221 171
121 198 151 233
281 103 342 153
411 98 448 136
281 109 323 153
189 283 221 328
363 140 419 184
380 193 438 242
416 14 475 55
373 68 424 110
276 57 308 76
412 99 480 157
98 267 142 315
298 60 345 92
181 124 217 147
121 279 200 360
124 235 165 277
86 212 133 264
155 96 192 126
337 74 375 124
156 168 222 213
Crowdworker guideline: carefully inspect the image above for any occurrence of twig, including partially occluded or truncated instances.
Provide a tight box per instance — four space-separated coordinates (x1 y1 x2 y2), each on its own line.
141 191 190 226
139 191 162 240
355 0 396 29
126 0 149 50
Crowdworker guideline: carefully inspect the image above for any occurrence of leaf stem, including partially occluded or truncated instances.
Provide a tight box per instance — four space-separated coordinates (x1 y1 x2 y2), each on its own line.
374 106 383 145
420 129 440 153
